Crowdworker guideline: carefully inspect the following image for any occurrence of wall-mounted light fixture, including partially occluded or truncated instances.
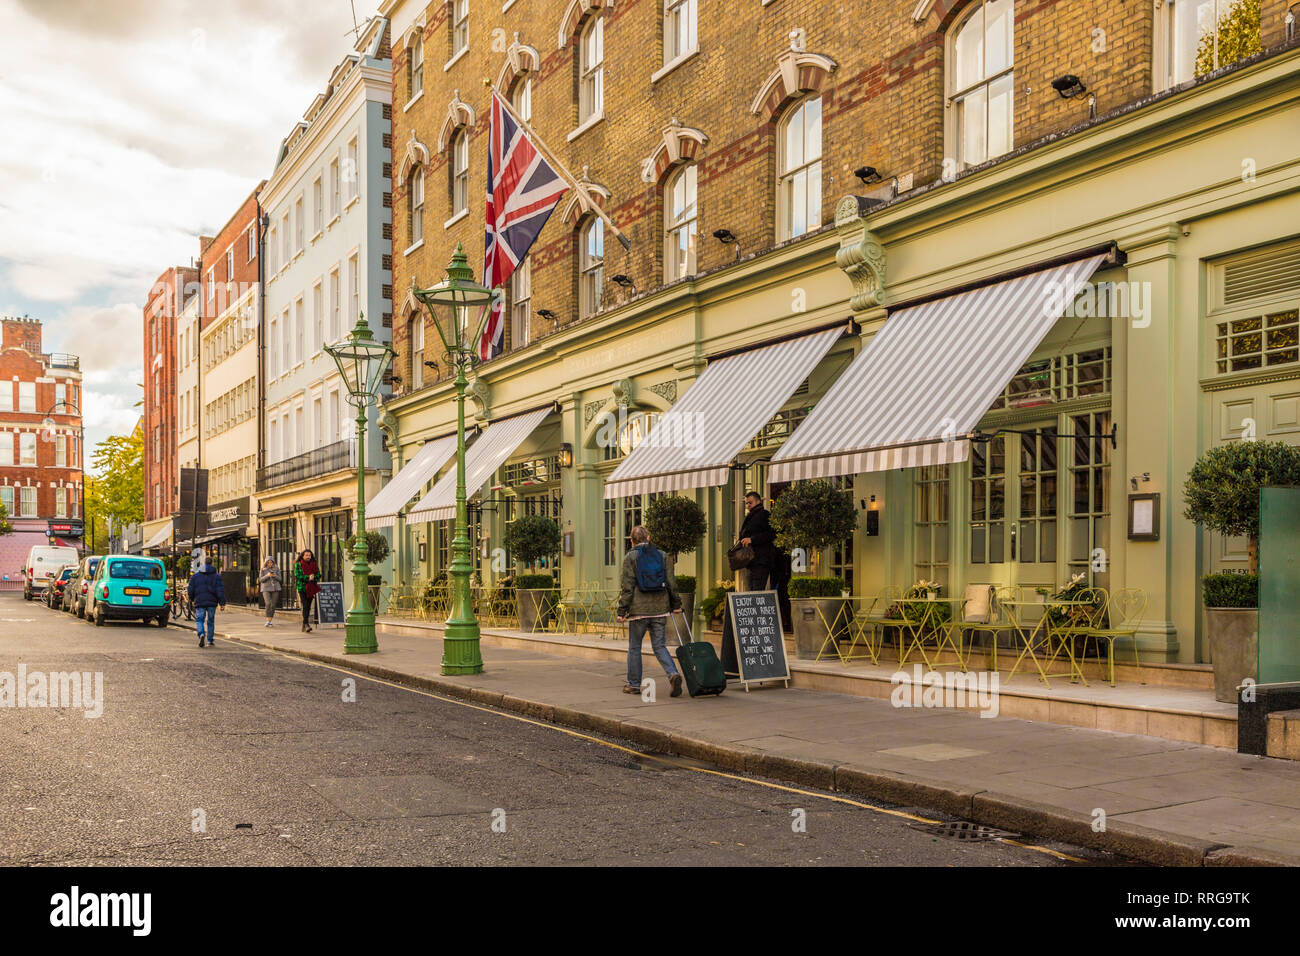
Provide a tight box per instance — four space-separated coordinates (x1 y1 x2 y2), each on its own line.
854 166 883 185
536 308 559 323
1051 74 1087 98
610 274 638 295
712 228 742 261
558 443 574 468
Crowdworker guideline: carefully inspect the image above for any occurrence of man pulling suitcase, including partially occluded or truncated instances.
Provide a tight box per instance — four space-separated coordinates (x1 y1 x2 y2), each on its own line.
616 525 685 698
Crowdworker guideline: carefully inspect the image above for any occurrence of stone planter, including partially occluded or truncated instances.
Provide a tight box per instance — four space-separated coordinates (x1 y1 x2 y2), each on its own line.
791 596 850 660
1205 607 1258 704
679 591 695 631
517 589 555 632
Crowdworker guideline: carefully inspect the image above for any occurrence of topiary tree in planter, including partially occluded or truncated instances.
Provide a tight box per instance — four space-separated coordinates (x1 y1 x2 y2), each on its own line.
770 480 858 574
1183 440 1300 702
770 480 859 659
644 495 706 622
1183 440 1300 574
644 495 706 560
505 516 561 630
503 514 561 570
345 531 391 567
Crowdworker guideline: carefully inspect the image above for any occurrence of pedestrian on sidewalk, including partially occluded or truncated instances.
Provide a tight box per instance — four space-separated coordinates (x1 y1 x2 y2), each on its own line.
188 559 226 648
616 525 684 698
294 550 321 633
738 491 779 591
259 558 282 627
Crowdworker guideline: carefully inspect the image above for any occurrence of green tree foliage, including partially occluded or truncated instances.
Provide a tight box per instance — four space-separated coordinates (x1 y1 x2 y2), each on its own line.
504 514 561 567
770 480 858 569
644 495 707 558
344 531 391 566
87 432 144 533
1195 0 1261 77
1183 440 1300 572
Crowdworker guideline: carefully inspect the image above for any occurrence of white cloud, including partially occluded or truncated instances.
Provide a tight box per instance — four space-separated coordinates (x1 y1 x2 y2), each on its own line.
0 0 364 451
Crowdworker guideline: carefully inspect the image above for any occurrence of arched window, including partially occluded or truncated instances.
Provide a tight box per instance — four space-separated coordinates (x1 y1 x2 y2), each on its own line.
409 167 425 247
407 34 423 102
512 76 532 124
778 95 822 240
579 15 604 123
664 164 697 281
579 217 604 318
410 317 425 390
450 130 469 217
949 0 1013 169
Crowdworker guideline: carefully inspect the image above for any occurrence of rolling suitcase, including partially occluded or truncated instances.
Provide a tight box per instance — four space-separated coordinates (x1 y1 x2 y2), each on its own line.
671 614 726 698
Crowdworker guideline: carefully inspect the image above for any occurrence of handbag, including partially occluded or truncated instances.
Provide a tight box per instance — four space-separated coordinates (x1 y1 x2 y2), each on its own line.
727 542 754 572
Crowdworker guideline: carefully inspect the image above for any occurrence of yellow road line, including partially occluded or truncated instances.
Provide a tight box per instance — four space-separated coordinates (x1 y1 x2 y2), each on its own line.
215 631 1086 864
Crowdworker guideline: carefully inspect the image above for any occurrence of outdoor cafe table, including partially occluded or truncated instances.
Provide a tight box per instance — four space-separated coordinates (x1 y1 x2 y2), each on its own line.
996 599 1092 687
873 596 964 670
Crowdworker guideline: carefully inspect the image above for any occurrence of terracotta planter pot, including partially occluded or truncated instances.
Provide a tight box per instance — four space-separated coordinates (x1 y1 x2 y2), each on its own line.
791 596 849 660
1205 607 1257 704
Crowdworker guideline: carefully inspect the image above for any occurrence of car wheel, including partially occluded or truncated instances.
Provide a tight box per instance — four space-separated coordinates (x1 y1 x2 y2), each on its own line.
157 611 169 627
93 606 104 627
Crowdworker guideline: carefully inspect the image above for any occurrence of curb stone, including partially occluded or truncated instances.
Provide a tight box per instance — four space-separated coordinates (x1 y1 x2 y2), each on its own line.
186 622 1300 867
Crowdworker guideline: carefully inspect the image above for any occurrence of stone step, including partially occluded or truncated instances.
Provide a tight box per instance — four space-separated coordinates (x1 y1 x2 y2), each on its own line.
1267 710 1300 760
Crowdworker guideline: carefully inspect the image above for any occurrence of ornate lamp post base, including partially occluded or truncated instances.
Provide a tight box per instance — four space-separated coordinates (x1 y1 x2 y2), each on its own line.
441 620 484 673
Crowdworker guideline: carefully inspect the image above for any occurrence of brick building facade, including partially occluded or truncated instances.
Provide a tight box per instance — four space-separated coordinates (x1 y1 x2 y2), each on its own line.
382 0 1295 386
0 317 84 533
143 265 197 527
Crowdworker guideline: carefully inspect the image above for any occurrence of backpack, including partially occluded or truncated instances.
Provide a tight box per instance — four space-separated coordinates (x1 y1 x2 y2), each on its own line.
634 544 667 592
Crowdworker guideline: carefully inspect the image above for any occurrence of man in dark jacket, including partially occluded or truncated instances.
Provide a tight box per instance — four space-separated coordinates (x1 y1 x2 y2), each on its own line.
616 526 684 698
188 561 226 648
739 491 779 590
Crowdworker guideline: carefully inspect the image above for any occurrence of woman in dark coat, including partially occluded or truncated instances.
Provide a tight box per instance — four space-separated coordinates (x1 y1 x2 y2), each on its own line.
293 549 321 633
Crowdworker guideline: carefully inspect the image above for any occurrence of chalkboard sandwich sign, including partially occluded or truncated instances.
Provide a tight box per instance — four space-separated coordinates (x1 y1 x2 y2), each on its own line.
725 590 790 691
315 581 345 626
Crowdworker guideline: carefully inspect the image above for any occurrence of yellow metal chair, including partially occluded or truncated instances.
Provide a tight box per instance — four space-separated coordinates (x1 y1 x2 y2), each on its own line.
940 583 996 671
1044 586 1109 685
812 597 864 663
1078 588 1146 686
843 586 902 664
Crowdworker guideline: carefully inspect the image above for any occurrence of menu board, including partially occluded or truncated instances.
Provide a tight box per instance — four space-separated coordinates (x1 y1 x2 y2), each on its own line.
315 581 345 625
726 590 790 688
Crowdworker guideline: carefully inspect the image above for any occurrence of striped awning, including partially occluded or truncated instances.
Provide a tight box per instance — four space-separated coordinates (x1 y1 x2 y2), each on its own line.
769 254 1108 482
365 433 459 528
406 407 552 523
603 327 844 499
143 521 173 549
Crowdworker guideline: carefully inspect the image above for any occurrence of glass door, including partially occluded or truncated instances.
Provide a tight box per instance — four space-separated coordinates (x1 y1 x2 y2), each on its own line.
967 422 1059 596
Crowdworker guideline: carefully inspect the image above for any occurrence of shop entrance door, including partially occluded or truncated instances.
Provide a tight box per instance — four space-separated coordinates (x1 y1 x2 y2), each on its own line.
967 421 1059 597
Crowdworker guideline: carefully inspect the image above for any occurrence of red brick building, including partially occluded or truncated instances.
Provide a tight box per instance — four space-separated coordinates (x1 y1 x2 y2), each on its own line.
0 317 85 577
143 265 198 526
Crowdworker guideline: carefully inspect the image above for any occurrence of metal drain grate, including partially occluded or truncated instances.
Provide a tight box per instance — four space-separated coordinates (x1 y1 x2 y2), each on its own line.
909 821 1019 841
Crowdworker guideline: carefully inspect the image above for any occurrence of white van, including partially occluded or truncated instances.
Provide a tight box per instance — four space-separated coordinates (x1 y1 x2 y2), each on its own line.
23 545 80 601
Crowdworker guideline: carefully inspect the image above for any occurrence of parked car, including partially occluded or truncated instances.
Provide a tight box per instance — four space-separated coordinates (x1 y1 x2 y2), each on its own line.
87 555 170 627
68 556 101 618
22 545 80 601
45 566 76 608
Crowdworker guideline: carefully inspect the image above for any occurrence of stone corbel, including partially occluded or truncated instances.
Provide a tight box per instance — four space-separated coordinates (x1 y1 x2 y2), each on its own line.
468 376 491 420
612 378 635 408
834 195 887 311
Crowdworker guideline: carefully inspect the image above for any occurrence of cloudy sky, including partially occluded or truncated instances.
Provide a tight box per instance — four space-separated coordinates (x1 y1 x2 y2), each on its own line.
0 0 364 452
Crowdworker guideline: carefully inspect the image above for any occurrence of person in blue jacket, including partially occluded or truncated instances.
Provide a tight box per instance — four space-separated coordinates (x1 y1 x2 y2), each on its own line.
188 559 226 648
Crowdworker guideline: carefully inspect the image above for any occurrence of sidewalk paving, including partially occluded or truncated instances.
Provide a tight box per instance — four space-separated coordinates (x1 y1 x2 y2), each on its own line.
192 606 1300 866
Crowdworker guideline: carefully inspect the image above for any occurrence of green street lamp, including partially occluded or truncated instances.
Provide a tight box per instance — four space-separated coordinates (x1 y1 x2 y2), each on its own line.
325 311 395 654
413 243 495 675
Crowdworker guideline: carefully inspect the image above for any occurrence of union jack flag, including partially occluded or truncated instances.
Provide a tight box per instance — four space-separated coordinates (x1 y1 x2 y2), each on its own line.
481 92 569 361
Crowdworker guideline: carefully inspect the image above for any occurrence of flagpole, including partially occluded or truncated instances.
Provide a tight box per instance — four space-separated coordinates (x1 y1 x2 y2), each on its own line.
484 79 632 251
